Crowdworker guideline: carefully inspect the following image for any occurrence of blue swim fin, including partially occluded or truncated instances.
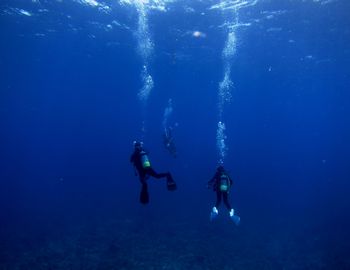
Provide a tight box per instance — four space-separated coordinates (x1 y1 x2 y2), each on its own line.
230 214 240 226
210 207 219 221
229 209 240 225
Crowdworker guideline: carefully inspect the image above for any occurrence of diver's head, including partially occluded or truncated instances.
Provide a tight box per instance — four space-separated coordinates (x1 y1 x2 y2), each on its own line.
133 141 143 151
217 165 225 172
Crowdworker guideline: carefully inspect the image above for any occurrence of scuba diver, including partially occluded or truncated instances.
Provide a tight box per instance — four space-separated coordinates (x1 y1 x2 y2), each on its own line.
130 141 177 204
207 165 240 225
163 127 177 158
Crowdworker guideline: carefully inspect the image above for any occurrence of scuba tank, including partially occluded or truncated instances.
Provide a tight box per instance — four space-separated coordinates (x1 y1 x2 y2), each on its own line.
140 150 151 168
219 173 230 192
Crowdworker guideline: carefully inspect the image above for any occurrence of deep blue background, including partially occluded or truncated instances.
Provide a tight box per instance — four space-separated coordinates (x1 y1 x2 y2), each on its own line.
1 0 350 268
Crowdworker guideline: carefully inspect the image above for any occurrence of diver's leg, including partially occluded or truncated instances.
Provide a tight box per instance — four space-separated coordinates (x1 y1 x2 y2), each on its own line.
147 168 177 190
139 173 149 204
215 191 222 208
223 192 232 210
147 168 168 179
224 193 240 225
139 170 147 184
210 191 221 221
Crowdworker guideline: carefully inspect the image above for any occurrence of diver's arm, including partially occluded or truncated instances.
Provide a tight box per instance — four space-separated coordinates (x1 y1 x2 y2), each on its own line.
130 152 136 163
207 173 217 188
228 174 233 186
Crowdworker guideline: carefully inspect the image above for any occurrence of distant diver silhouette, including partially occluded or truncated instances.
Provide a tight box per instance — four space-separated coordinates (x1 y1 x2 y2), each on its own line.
130 141 177 204
207 165 240 225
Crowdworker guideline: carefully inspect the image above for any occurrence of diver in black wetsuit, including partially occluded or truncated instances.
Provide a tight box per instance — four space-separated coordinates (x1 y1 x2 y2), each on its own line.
207 165 240 225
130 141 177 204
163 127 177 158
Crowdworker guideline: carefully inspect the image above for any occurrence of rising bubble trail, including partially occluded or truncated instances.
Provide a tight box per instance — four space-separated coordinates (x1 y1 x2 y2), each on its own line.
215 0 258 164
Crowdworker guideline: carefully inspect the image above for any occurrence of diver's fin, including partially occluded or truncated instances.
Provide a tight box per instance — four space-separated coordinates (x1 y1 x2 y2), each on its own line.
167 180 177 191
210 207 219 221
230 214 240 226
166 174 177 191
140 187 149 204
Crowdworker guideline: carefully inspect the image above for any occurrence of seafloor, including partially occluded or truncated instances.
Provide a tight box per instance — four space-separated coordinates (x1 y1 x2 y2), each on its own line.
1 205 349 270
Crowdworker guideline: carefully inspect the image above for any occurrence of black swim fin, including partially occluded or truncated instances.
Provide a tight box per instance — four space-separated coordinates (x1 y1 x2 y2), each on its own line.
166 173 177 191
140 189 149 204
140 185 149 204
167 180 177 191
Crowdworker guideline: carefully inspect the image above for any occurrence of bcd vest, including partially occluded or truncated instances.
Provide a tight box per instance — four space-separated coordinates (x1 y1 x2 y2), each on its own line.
219 174 230 192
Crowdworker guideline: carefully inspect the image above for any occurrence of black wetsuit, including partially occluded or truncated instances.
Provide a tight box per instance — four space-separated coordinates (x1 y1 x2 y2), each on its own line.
208 171 233 210
163 128 177 157
130 148 175 204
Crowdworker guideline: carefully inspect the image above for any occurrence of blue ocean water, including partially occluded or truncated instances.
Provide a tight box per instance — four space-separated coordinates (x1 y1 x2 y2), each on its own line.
1 0 350 269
